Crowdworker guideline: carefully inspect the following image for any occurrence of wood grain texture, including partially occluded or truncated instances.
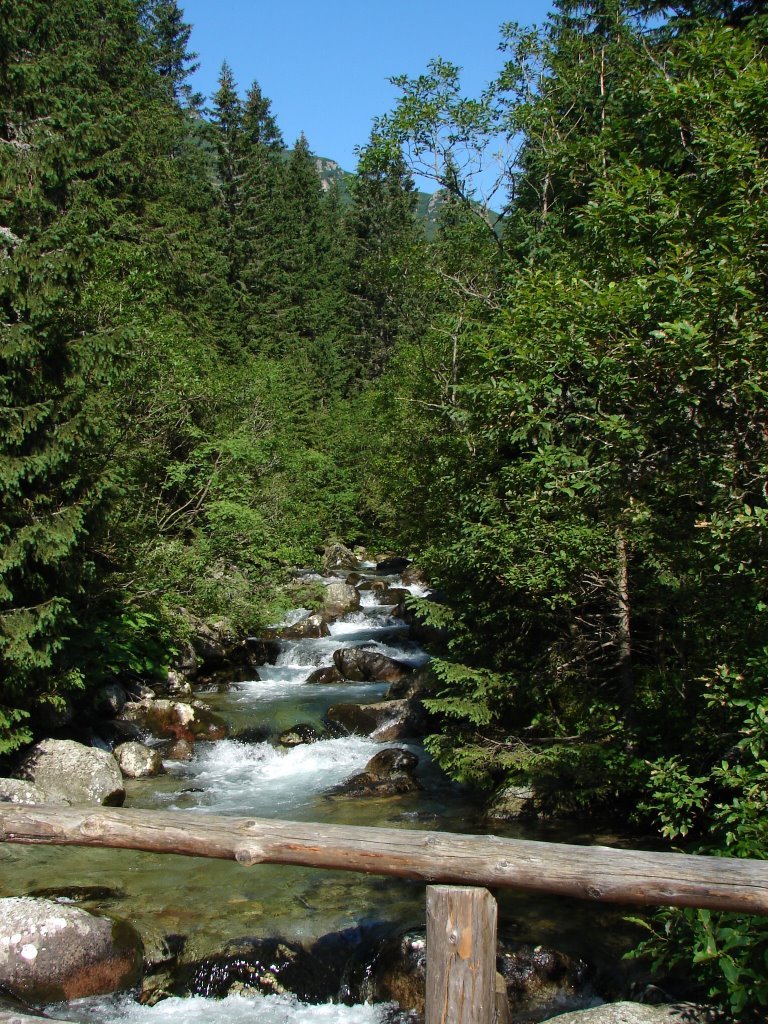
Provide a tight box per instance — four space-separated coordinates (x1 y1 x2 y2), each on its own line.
426 886 497 1024
1 805 768 914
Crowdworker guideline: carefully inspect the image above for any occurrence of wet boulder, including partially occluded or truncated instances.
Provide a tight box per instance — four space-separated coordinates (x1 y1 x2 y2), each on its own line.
279 613 330 640
306 665 345 685
329 747 421 798
326 699 426 742
332 647 412 684
322 542 359 574
357 579 389 593
277 723 321 747
321 582 360 618
0 897 142 1003
380 587 410 607
164 738 194 761
117 699 228 743
114 741 165 779
0 778 68 806
376 556 411 574
386 664 436 700
498 943 594 1020
14 740 124 806
178 937 335 1003
347 929 427 1013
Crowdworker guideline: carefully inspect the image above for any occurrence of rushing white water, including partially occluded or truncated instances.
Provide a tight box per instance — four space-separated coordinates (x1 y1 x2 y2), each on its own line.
162 735 391 816
50 992 406 1024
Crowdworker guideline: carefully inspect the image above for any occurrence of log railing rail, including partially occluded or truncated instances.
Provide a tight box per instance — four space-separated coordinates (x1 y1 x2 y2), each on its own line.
3 804 768 1024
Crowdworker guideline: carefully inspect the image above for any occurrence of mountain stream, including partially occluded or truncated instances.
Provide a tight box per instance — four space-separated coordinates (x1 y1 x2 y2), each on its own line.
0 564 641 1022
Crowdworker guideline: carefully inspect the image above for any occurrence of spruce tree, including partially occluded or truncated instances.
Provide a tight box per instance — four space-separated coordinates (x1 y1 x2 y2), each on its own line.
0 0 172 751
140 0 200 103
345 138 419 381
234 80 289 351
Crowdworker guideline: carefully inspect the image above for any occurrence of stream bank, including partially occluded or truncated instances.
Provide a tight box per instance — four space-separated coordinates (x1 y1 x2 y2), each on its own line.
0 550 688 1022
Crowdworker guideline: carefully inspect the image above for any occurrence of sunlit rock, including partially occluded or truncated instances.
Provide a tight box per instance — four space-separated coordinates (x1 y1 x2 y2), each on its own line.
326 698 426 741
328 747 421 798
117 699 228 743
0 897 142 1003
321 582 360 618
333 647 412 683
14 739 124 806
322 542 359 574
114 741 165 779
0 778 67 805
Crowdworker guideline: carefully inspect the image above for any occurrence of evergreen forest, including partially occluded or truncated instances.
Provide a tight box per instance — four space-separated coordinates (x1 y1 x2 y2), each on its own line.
1 0 767 1016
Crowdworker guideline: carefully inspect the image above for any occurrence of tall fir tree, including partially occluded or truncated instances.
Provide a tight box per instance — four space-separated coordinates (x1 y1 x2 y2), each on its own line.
0 0 175 751
140 0 200 103
345 138 419 381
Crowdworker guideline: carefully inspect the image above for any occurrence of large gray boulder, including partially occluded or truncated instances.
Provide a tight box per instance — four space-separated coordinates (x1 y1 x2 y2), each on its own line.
548 1004 713 1023
326 699 426 741
333 647 412 684
0 897 142 1003
321 582 360 618
0 778 67 806
14 740 124 806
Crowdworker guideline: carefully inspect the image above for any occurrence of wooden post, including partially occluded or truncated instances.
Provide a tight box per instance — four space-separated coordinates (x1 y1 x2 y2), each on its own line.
426 885 498 1024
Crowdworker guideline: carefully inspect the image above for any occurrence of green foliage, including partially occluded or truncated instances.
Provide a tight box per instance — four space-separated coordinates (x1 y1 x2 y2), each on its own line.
632 648 768 1017
0 0 178 751
370 6 768 1011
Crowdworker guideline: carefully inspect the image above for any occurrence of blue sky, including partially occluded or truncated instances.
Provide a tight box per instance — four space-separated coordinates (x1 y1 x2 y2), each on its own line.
180 1 554 175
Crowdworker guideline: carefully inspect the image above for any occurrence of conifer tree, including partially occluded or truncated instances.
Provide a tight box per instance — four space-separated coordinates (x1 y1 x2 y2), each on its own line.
0 0 173 750
209 62 243 236
345 138 419 381
141 0 200 103
235 80 288 351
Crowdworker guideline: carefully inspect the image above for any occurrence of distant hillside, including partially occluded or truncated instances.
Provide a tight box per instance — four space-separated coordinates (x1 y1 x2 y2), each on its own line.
310 154 498 239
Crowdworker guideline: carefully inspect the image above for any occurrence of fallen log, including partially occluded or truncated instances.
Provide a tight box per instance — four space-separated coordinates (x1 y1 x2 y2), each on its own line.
1 805 767 915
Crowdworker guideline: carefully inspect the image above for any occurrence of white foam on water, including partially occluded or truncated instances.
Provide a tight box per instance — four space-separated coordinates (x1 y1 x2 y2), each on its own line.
166 736 386 816
276 637 342 668
49 992 403 1024
366 640 431 667
229 668 311 700
329 614 404 638
274 607 312 627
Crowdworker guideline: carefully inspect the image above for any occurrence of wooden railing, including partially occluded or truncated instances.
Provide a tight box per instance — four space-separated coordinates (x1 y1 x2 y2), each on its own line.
2 805 768 1023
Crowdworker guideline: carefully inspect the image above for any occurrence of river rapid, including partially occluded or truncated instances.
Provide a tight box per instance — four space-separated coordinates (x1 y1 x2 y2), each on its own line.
0 563 642 1023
